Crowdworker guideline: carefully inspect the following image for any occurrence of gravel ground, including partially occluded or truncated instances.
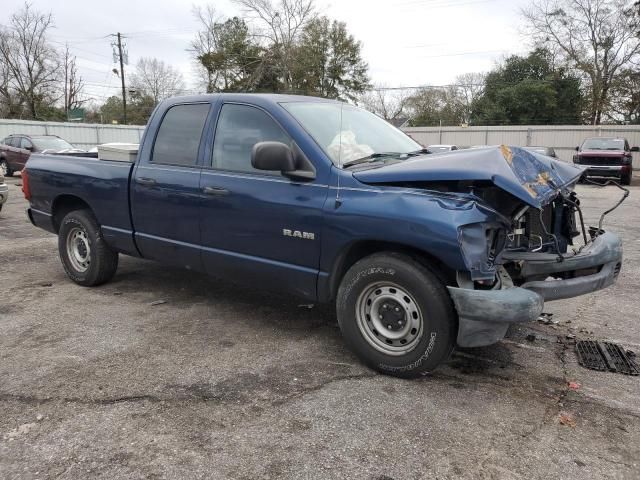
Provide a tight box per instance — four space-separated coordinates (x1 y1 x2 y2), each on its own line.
1 174 639 480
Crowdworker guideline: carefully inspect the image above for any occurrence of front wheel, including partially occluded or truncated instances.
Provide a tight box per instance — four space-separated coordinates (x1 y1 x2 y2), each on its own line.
336 252 457 378
58 209 119 286
621 171 632 186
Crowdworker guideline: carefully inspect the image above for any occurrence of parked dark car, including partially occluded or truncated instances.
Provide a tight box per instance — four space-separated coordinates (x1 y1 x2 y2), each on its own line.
0 134 78 176
523 146 557 158
0 170 7 212
22 94 624 377
573 137 638 185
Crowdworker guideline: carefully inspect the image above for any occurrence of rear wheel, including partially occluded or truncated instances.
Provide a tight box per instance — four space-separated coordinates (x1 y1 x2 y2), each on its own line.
0 159 12 177
58 209 118 286
336 252 456 378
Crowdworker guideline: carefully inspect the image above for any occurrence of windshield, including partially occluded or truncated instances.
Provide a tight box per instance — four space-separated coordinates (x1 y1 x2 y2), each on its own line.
581 138 624 151
33 137 74 151
282 102 421 166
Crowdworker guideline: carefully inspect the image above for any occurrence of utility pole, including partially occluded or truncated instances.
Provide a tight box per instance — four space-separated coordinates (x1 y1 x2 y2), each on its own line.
111 33 128 124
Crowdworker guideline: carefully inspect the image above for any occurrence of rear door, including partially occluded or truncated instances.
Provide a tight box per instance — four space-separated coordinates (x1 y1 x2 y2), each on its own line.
18 137 33 170
199 102 327 299
6 137 21 170
130 102 212 270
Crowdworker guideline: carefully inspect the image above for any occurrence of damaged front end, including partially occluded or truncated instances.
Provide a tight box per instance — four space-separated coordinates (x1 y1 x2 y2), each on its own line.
448 147 625 347
355 146 625 348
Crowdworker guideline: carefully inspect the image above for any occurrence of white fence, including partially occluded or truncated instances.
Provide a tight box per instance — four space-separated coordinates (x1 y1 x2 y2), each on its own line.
0 119 145 150
403 124 640 168
2 119 640 168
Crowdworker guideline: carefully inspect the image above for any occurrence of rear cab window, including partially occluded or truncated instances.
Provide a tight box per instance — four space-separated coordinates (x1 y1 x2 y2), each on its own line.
151 103 210 167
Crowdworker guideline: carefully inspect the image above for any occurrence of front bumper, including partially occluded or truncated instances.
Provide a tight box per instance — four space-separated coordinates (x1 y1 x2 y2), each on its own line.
0 183 8 205
583 165 630 177
449 232 622 348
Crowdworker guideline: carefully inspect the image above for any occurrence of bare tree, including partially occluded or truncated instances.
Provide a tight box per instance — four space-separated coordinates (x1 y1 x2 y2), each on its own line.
359 86 412 122
0 46 23 118
232 0 316 89
0 3 60 119
130 57 185 104
61 44 85 118
191 5 222 93
522 0 640 124
454 72 485 124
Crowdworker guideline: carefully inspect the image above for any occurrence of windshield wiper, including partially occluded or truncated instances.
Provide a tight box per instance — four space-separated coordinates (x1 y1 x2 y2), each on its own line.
405 148 431 156
342 152 403 168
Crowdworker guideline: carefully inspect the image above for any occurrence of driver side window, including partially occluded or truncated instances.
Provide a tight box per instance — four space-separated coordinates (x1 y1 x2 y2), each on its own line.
211 104 291 175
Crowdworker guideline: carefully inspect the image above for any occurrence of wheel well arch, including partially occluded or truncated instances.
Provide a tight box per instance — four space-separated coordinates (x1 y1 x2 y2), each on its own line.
51 195 93 233
324 240 457 302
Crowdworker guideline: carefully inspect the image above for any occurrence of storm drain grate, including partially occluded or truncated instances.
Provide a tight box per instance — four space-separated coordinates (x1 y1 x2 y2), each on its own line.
576 341 639 375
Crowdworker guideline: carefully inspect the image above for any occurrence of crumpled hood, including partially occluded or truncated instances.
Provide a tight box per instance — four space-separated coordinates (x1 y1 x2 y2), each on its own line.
353 146 584 209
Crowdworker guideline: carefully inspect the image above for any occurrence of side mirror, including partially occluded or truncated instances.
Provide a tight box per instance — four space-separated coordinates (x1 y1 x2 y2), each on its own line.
251 141 315 181
25 144 34 151
251 141 295 172
575 146 579 151
631 146 639 152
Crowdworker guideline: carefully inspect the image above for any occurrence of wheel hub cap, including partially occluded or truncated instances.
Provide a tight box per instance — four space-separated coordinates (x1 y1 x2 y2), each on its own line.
356 283 424 356
66 227 91 272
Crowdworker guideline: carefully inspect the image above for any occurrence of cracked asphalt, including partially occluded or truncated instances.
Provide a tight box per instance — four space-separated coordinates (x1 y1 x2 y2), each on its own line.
1 175 639 479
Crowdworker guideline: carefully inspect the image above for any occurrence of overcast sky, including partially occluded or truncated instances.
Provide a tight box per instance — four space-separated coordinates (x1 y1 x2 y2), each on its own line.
4 0 532 103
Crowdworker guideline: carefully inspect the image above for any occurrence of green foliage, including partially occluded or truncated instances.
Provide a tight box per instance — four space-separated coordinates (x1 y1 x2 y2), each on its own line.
407 88 465 127
471 49 583 125
291 17 370 100
99 93 156 125
608 69 640 124
194 13 369 100
197 17 263 92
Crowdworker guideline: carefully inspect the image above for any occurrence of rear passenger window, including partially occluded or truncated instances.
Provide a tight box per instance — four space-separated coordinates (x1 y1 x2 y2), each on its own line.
212 104 290 174
152 103 210 166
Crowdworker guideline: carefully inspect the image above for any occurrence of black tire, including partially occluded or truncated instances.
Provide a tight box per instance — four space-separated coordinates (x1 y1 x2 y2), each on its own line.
336 252 456 378
0 159 12 177
621 172 632 186
58 209 118 286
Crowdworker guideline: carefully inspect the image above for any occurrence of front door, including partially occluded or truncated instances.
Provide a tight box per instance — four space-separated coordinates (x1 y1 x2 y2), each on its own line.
130 102 211 271
199 103 327 300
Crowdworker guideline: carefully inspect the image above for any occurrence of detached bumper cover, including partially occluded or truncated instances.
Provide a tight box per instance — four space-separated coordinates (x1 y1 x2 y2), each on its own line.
449 232 622 348
448 286 543 348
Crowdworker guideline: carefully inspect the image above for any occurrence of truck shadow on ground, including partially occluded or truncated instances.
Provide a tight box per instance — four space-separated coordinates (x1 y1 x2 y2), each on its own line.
106 255 531 381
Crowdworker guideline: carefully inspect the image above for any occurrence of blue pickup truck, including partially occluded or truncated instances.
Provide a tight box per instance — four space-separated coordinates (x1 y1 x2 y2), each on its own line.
23 94 623 377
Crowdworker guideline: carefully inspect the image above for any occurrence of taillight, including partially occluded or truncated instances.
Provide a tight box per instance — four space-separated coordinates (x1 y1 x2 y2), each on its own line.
22 168 31 200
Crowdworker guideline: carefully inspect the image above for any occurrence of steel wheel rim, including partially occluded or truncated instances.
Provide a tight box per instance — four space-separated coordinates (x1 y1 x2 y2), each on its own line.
356 282 424 356
66 226 91 272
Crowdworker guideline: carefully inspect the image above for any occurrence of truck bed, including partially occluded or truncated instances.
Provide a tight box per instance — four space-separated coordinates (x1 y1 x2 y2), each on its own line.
26 153 137 255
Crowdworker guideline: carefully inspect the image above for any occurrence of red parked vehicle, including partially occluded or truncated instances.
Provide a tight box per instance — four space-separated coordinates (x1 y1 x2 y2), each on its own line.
573 137 638 185
0 134 78 176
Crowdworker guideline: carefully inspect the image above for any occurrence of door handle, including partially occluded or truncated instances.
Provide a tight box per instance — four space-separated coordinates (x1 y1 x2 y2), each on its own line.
136 177 157 186
203 186 230 196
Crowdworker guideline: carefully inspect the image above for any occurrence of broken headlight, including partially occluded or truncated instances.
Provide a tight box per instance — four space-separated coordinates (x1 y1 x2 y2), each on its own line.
457 222 506 282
